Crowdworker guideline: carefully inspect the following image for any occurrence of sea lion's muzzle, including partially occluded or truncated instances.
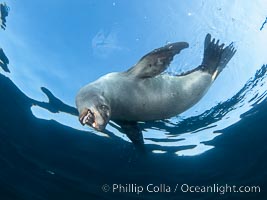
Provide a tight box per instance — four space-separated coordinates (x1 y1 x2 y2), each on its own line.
79 108 96 128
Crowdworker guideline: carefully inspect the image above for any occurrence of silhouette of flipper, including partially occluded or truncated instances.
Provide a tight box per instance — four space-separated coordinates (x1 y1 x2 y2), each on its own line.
0 3 9 30
32 87 78 116
0 48 10 72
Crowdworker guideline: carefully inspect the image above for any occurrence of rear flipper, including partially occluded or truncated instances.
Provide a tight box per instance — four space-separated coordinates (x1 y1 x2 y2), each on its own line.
201 33 236 80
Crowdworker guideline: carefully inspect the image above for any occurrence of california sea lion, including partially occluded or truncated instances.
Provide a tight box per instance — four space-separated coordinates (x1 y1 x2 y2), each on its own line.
76 34 236 144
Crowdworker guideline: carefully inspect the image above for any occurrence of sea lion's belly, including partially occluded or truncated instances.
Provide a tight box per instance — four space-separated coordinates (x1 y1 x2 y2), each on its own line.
103 71 212 121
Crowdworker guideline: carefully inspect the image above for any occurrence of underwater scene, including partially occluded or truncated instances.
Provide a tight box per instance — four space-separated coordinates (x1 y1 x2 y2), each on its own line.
0 1 267 199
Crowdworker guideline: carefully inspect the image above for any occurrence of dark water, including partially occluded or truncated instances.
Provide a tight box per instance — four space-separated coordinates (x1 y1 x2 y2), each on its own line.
1 1 267 200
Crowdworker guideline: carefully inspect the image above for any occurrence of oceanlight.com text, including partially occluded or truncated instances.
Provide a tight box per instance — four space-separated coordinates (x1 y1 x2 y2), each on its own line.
101 183 261 195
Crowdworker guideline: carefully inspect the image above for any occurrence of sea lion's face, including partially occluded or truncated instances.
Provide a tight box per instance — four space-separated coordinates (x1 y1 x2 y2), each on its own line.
78 103 111 132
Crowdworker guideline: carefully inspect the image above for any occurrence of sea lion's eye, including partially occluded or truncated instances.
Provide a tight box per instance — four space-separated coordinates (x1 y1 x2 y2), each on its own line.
99 105 108 111
99 105 110 118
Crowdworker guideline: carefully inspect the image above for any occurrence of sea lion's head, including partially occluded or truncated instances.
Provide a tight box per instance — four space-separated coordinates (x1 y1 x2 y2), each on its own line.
76 90 111 132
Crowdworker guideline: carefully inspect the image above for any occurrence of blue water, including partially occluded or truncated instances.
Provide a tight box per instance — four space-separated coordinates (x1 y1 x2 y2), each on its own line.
0 1 267 199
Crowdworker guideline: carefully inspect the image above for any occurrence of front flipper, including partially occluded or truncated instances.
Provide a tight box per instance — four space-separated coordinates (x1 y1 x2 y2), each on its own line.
126 42 189 78
114 120 146 152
